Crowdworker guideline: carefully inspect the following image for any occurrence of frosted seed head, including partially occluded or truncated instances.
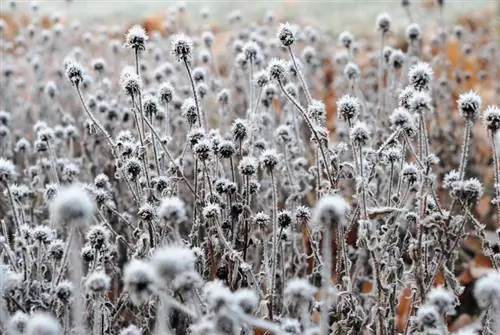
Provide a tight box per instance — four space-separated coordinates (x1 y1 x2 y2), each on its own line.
312 194 350 229
85 271 111 294
238 156 258 176
234 288 259 314
473 271 500 308
8 310 29 335
231 118 248 142
158 196 186 225
202 203 220 220
350 121 371 146
376 13 391 33
389 49 406 69
123 259 156 305
260 149 280 172
119 66 142 96
49 184 94 227
125 25 148 51
152 245 196 281
409 91 432 115
26 313 61 335
426 286 457 315
277 22 296 47
483 105 500 132
337 95 360 122
457 91 482 122
0 157 15 183
64 58 83 86
406 23 421 42
267 58 288 81
416 305 442 330
119 324 141 335
344 62 360 81
171 34 193 62
408 62 433 91
338 31 353 48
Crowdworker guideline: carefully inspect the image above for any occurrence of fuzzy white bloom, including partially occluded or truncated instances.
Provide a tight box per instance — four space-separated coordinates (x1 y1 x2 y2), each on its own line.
233 288 259 314
25 313 61 335
474 271 500 308
125 25 148 51
312 194 350 228
49 184 94 227
119 324 141 335
158 196 186 224
85 271 111 293
426 286 457 316
124 259 156 305
284 278 317 306
204 280 235 312
171 33 193 62
0 157 15 183
152 245 196 282
415 304 442 330
7 310 29 335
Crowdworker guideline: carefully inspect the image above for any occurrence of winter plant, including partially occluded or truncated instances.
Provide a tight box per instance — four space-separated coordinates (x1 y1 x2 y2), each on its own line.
0 0 499 334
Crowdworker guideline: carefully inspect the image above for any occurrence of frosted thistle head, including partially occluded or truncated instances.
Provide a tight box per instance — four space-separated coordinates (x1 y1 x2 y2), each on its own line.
25 313 61 335
312 194 350 229
64 58 83 87
158 196 186 225
408 62 433 91
171 33 193 62
49 184 94 228
457 91 482 122
268 58 288 82
473 271 500 309
376 13 391 33
483 105 500 132
0 157 15 183
338 31 353 49
123 259 156 305
125 25 148 51
277 22 297 47
152 245 196 281
406 23 421 42
337 95 360 122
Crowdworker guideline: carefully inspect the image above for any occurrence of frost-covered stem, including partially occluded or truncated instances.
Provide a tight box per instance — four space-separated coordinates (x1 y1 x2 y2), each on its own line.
243 175 250 261
46 142 60 184
248 58 254 119
420 114 430 159
288 46 312 104
135 49 147 139
315 147 321 200
142 116 195 196
183 58 203 129
149 114 161 176
278 80 336 188
193 158 198 229
235 310 285 335
92 297 103 335
70 226 85 335
459 120 472 180
377 32 385 116
388 161 394 206
320 225 332 335
131 95 150 188
269 170 278 320
75 85 116 149
358 144 368 219
490 132 500 226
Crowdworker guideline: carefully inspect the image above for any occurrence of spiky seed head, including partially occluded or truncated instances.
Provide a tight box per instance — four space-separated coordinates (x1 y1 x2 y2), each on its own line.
125 25 148 51
238 156 258 176
406 23 421 41
376 13 391 33
312 194 349 229
457 91 482 122
277 22 296 47
337 95 360 122
49 184 94 227
171 34 193 62
85 271 111 293
483 105 500 132
344 62 360 81
267 58 288 81
158 196 186 225
123 259 156 305
338 31 353 48
409 91 432 115
25 313 61 335
350 121 370 146
64 58 83 86
0 157 15 183
152 245 196 281
408 62 433 91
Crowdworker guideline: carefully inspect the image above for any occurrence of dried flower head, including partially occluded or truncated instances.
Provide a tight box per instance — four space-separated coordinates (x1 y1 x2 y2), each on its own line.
158 196 186 225
171 34 193 62
85 271 111 293
25 313 61 335
49 184 94 227
376 13 391 33
312 194 349 228
408 62 433 91
277 22 296 47
125 25 148 51
457 91 482 122
124 259 156 305
152 245 196 281
483 105 500 132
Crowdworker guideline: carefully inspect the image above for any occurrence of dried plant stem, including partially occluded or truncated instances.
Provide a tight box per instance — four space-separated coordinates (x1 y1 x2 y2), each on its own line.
490 132 500 226
288 46 312 104
183 58 203 129
269 170 278 320
320 225 332 335
458 120 472 179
